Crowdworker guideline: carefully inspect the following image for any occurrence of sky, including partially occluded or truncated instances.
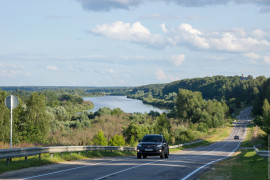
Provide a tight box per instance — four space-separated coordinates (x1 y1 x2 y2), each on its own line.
0 0 270 86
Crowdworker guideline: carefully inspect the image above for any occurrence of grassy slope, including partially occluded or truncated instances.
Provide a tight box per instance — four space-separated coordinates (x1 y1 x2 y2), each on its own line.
170 125 233 153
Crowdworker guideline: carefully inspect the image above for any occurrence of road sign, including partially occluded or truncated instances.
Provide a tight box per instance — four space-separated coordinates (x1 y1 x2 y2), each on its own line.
5 95 19 149
5 95 19 109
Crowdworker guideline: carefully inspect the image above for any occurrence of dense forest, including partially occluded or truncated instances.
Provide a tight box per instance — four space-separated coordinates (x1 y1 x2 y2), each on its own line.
128 75 266 113
0 75 269 148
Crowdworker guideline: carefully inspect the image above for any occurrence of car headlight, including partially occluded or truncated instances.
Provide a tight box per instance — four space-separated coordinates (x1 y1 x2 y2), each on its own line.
137 144 142 148
156 144 162 148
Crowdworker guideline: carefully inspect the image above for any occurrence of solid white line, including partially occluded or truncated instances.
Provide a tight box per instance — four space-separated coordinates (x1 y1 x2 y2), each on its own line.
181 120 248 180
21 165 87 180
94 160 163 180
21 160 113 180
181 142 241 180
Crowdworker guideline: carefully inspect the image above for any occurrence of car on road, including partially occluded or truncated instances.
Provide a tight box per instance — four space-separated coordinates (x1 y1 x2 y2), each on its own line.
137 134 169 159
234 135 239 140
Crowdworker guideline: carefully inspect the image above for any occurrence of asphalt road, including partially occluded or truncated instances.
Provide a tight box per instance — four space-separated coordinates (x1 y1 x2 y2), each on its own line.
0 107 252 180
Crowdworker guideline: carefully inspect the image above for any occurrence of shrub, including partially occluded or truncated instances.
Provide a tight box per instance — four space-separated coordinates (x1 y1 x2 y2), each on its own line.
109 134 125 146
90 130 108 146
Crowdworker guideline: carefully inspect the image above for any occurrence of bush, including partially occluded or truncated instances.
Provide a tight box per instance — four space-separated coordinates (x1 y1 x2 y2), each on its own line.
109 134 125 146
111 108 124 116
90 130 108 146
197 122 209 132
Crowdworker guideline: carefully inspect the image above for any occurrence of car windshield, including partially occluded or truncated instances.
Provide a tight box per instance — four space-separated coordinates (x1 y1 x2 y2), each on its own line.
142 136 162 142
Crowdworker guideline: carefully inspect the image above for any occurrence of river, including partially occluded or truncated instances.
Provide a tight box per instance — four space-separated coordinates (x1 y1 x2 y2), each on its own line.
83 96 166 114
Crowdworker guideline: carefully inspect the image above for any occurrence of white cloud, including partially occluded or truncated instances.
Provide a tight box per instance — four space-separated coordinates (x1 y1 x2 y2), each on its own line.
46 65 60 71
109 69 114 73
169 24 270 52
205 55 226 61
171 54 185 66
253 29 267 39
243 52 260 59
90 21 165 48
264 55 270 64
0 62 5 68
209 32 270 52
90 21 270 53
161 24 167 33
155 68 167 81
0 70 30 78
170 24 210 49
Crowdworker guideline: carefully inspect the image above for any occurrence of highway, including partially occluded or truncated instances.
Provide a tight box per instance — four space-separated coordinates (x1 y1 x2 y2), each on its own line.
0 107 252 180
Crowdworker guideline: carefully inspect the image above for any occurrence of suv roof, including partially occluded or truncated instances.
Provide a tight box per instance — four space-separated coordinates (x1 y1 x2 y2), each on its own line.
141 134 164 142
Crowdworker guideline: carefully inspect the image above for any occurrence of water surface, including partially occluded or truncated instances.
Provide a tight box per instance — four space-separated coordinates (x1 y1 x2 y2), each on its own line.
84 96 165 114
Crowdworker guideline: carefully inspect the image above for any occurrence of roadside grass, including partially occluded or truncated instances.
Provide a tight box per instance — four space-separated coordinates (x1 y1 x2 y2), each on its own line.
241 122 266 148
199 120 268 180
198 149 268 180
0 150 136 174
203 125 233 143
170 124 233 153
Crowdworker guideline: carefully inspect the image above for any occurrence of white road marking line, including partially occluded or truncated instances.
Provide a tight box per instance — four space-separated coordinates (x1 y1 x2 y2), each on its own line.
20 160 114 180
181 120 249 180
94 159 164 180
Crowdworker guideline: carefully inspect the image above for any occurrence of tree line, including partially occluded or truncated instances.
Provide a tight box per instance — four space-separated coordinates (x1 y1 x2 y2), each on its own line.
1 75 269 147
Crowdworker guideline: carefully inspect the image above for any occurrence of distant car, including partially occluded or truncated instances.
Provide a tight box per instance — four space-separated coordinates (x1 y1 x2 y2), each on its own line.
234 135 239 140
137 134 169 159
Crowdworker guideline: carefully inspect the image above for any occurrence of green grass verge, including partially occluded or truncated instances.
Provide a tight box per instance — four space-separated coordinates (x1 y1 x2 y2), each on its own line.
241 122 266 147
0 150 136 174
170 125 233 153
199 150 268 180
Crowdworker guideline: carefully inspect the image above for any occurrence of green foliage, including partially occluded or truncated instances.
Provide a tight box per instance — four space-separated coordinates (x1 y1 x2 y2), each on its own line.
94 107 112 116
129 75 266 116
59 93 83 104
154 114 171 141
111 108 124 116
123 123 150 145
197 122 209 132
0 91 10 143
21 92 50 143
109 134 125 146
176 89 204 122
175 88 229 129
91 130 108 146
261 99 270 135
174 129 195 142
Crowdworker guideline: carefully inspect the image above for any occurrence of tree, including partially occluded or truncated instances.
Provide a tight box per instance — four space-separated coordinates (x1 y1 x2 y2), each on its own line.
21 92 50 143
0 91 10 142
109 134 125 146
261 99 270 135
91 130 108 146
123 123 149 145
176 89 204 122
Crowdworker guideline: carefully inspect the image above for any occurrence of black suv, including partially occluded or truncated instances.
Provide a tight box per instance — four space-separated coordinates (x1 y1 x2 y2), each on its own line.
137 134 169 159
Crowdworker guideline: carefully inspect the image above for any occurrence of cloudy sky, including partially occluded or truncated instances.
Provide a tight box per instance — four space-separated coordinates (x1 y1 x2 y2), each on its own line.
0 0 270 86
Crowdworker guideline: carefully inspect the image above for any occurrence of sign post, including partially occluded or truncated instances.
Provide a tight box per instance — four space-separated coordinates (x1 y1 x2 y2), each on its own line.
5 95 19 149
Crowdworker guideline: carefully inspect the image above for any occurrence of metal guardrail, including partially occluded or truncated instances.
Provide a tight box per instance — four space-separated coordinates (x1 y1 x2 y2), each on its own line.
253 145 270 157
0 139 203 164
0 146 135 163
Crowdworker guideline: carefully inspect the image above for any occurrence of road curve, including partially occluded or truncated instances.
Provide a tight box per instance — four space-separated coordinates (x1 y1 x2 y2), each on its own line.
0 107 252 180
